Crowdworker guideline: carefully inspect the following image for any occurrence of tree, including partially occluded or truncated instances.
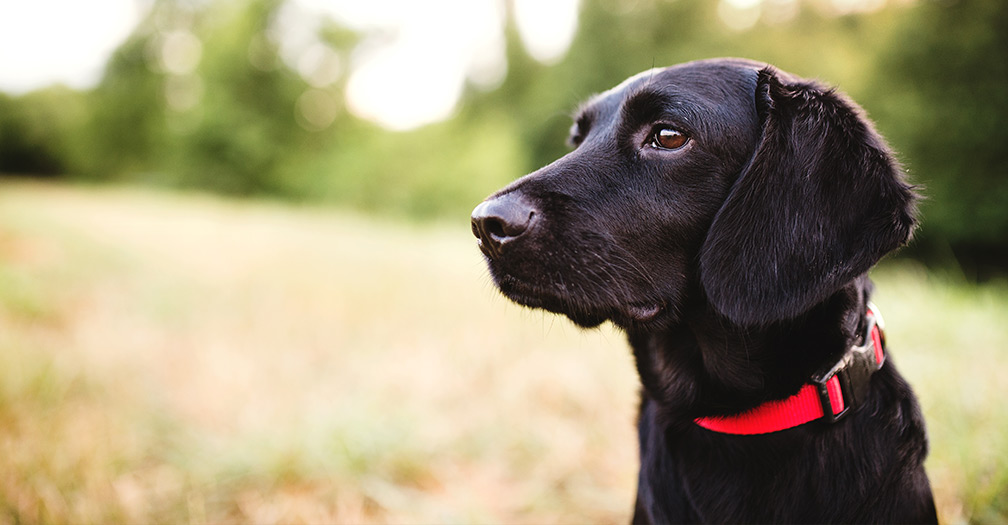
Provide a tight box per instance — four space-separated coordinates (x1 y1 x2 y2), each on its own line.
871 0 1008 277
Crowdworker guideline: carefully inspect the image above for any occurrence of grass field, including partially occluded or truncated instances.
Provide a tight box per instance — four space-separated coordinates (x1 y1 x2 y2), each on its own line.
0 180 1006 524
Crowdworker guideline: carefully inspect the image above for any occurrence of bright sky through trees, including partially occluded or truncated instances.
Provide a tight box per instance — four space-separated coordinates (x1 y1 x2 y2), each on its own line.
0 0 580 130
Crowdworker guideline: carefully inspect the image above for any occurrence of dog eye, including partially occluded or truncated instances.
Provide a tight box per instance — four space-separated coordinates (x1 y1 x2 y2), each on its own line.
648 127 689 150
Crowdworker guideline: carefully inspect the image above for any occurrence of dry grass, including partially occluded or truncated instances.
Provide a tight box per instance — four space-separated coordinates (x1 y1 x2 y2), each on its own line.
0 180 1005 524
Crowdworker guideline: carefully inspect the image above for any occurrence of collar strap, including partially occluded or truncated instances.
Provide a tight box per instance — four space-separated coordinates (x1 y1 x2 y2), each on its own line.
695 304 887 435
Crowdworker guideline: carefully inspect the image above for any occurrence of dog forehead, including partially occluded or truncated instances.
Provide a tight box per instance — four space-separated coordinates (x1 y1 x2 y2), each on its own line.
585 58 762 119
656 58 763 88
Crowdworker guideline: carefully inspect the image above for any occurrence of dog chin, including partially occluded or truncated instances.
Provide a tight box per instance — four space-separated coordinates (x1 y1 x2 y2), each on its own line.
499 287 605 327
566 303 666 330
564 311 608 328
495 273 664 329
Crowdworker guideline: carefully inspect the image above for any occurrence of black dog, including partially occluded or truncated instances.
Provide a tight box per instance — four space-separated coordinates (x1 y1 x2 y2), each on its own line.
471 58 937 523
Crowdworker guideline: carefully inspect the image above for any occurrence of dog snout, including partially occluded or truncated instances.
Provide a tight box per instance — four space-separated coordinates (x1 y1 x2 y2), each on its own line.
471 193 538 258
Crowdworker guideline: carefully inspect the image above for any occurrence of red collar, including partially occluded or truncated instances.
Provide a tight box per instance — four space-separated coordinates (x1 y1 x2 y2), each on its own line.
695 304 887 435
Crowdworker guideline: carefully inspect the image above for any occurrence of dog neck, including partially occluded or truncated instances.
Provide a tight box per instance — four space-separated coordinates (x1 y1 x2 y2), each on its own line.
629 277 872 428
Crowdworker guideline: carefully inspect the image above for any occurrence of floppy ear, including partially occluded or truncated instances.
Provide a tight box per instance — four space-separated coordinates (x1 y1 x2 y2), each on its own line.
699 67 917 326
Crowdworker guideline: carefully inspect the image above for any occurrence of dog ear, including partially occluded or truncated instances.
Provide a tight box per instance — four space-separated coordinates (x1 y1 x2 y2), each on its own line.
699 67 917 326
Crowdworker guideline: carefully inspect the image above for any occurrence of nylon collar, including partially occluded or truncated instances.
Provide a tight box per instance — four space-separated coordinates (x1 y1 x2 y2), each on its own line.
694 303 886 435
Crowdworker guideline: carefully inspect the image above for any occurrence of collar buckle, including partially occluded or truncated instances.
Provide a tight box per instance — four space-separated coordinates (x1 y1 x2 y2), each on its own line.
812 303 886 424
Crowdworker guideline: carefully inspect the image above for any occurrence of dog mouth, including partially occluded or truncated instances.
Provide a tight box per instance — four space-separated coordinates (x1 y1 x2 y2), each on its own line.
625 302 663 321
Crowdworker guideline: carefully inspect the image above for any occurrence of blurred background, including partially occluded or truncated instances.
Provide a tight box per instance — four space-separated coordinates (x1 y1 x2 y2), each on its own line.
0 0 1006 523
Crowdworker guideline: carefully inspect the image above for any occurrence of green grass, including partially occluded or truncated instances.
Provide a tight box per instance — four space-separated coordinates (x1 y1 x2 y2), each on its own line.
0 180 1005 524
872 265 1008 524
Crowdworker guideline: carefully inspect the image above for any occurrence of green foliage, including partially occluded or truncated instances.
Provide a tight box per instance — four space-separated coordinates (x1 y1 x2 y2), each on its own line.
0 87 87 175
172 0 309 195
80 27 170 180
279 113 527 219
869 0 1008 276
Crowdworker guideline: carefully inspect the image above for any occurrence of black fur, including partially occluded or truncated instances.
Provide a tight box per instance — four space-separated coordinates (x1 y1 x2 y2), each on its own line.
471 58 936 523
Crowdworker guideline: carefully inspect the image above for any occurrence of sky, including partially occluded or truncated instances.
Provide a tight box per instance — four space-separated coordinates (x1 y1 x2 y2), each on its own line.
0 0 579 130
0 0 144 93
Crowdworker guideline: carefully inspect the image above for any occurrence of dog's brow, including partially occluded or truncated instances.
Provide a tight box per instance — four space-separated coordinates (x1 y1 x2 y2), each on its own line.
571 101 597 127
568 103 600 145
620 88 676 127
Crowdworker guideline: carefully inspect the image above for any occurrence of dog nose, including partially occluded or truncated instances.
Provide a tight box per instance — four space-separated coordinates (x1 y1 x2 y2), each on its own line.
471 193 537 258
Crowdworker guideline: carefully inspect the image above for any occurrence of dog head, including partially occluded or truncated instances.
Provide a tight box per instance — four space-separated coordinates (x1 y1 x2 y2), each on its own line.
472 58 916 330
